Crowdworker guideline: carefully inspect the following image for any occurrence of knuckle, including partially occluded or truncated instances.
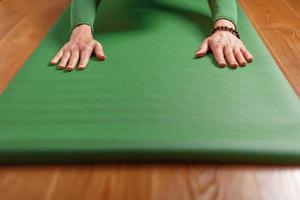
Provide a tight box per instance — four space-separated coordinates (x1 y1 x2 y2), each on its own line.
82 48 92 55
241 47 248 53
233 47 240 54
80 44 89 50
211 42 223 48
69 56 75 61
86 46 93 52
61 57 66 62
75 41 81 46
224 44 232 49
58 49 64 54
70 45 78 51
236 45 243 51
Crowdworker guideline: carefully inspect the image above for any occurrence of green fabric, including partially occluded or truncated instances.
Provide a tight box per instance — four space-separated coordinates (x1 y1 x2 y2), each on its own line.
0 0 300 164
208 0 237 26
71 0 238 31
71 0 101 31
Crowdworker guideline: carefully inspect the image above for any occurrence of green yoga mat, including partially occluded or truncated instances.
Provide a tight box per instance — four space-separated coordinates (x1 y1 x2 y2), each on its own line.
1 0 300 164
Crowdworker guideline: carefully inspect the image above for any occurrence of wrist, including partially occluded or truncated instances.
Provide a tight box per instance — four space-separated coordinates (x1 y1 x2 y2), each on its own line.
71 24 93 39
212 25 240 39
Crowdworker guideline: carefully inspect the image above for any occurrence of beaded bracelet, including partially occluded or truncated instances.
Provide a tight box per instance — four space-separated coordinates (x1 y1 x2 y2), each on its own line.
212 26 240 39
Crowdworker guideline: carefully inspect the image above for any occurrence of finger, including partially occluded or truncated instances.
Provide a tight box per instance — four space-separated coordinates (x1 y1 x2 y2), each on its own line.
241 47 253 63
224 47 238 68
50 50 63 65
94 42 106 61
78 48 93 70
210 44 226 67
58 51 71 69
195 39 209 58
234 48 247 66
66 49 79 71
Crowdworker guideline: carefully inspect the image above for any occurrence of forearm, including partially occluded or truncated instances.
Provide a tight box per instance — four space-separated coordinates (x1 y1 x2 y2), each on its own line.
70 0 101 31
208 0 238 28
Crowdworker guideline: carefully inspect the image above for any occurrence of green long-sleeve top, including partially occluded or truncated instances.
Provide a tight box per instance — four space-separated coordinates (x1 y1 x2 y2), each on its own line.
70 0 237 31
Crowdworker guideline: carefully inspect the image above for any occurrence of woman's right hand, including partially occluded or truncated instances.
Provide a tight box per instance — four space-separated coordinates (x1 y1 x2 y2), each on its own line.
50 24 106 71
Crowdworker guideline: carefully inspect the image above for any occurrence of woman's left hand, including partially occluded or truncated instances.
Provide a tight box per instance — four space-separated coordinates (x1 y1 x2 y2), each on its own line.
195 19 253 69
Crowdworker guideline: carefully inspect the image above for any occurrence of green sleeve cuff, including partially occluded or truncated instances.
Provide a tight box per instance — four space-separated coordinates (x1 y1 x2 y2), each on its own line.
70 0 101 32
208 0 238 28
71 22 94 33
214 16 237 29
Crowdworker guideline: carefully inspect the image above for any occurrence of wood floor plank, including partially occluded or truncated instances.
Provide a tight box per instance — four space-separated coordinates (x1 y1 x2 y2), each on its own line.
281 0 300 19
1 165 300 200
0 0 32 41
0 0 70 93
0 166 60 200
239 0 300 96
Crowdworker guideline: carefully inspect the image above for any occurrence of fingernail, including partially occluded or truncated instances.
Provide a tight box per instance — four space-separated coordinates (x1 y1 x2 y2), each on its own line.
66 67 72 71
220 63 226 68
195 52 204 58
78 65 85 70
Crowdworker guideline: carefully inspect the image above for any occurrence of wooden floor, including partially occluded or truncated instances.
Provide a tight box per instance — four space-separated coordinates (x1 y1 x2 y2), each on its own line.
0 0 300 199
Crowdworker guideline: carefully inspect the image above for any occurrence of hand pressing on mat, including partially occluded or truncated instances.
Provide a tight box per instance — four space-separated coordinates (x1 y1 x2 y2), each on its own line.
195 19 253 69
50 24 106 71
